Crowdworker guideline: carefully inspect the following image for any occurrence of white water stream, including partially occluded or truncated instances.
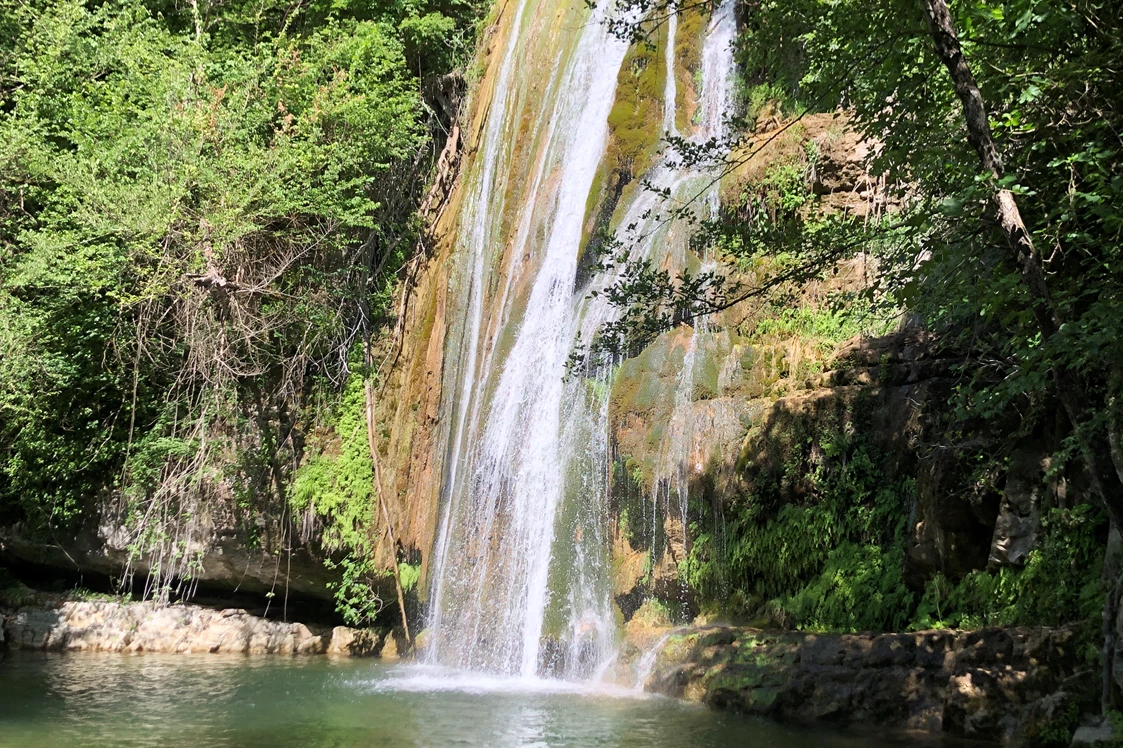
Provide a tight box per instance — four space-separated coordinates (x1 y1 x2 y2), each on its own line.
426 0 738 681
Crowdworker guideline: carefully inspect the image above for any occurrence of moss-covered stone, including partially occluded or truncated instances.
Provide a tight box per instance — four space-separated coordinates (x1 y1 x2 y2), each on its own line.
643 625 1095 744
672 5 709 134
578 29 669 277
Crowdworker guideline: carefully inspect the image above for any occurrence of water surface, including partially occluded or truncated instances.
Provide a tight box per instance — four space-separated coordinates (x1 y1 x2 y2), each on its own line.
0 653 939 747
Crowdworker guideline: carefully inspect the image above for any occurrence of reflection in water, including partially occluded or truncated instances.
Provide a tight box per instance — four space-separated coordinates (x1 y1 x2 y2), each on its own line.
1 653 933 747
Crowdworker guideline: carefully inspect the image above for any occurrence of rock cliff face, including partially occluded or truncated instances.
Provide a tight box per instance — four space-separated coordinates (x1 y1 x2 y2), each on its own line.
644 625 1095 745
0 521 342 610
597 110 1104 635
367 3 523 594
607 296 1089 625
0 594 390 657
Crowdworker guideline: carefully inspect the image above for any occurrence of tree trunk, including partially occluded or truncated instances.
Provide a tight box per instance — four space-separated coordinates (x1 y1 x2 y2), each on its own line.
1104 571 1122 714
1110 369 1123 485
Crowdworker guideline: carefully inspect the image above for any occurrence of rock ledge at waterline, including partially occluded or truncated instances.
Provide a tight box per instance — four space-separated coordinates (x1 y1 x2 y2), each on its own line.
641 625 1096 745
0 596 390 657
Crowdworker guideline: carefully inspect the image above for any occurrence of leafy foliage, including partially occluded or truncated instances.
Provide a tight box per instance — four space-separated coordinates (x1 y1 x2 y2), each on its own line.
913 505 1105 631
291 374 375 556
327 555 389 627
680 395 916 631
739 0 1123 483
682 396 1105 634
0 0 482 610
598 0 1123 478
599 0 1122 640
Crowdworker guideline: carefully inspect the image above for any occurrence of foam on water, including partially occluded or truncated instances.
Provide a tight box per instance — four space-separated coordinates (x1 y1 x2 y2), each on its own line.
365 665 655 700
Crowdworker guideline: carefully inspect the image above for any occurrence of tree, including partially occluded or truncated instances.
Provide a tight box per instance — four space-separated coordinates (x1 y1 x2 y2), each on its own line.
0 0 480 615
598 0 1123 706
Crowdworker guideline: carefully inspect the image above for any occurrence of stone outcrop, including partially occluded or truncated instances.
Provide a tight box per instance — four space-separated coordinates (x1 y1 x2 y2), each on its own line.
0 524 344 609
0 594 386 657
1071 722 1119 746
644 625 1096 745
606 309 1095 625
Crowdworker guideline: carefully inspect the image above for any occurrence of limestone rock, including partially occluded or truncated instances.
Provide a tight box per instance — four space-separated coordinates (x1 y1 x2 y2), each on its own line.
381 632 402 660
327 625 381 657
908 443 1002 583
646 625 1095 745
989 441 1048 569
1071 722 1118 747
0 597 383 657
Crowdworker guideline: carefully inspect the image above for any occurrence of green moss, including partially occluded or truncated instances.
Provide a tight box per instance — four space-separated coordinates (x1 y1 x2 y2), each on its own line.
604 38 667 183
580 28 668 261
692 352 722 401
713 666 765 691
611 455 652 550
746 686 781 710
673 5 709 133
633 597 677 627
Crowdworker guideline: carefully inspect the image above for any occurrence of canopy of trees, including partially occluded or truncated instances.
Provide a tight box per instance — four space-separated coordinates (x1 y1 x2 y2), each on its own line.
599 0 1122 529
0 0 478 587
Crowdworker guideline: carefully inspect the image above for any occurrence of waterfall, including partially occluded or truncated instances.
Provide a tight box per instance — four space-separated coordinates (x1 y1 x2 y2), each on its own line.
426 0 738 679
425 0 632 677
647 0 736 591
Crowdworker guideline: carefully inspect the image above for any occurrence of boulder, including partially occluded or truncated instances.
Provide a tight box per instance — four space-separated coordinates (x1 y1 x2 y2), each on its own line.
989 441 1048 569
381 632 402 660
1071 722 1118 747
327 625 381 657
908 442 1002 583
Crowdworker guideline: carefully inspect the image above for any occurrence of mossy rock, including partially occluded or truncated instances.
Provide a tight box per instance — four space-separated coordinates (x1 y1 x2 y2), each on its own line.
579 24 669 269
711 664 766 691
746 686 782 711
672 6 708 133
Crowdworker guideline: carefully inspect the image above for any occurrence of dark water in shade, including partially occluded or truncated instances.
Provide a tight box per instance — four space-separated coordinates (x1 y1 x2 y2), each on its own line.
0 652 959 747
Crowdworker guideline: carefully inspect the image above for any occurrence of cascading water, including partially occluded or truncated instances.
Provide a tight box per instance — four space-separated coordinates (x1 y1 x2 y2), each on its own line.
426 0 738 680
646 1 737 588
425 0 633 677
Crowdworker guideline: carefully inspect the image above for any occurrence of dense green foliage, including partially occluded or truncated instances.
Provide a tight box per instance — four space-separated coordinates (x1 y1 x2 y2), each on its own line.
737 0 1123 441
677 392 917 631
680 392 1106 635
0 0 479 599
682 413 1105 633
913 504 1105 631
601 0 1122 640
735 0 1121 638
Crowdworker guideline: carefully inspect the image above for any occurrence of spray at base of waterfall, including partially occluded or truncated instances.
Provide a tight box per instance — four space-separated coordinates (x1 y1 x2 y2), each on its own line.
631 633 673 691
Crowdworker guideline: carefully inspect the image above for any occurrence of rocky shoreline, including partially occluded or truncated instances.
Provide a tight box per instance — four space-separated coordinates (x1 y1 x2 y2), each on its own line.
640 625 1100 746
2 596 1108 746
0 594 399 658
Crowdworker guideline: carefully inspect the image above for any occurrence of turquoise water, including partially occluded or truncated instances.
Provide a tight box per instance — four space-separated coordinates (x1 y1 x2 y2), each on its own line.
0 652 938 747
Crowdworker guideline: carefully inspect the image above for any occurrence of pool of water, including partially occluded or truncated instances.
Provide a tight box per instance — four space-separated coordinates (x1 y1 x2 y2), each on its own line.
0 652 944 747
